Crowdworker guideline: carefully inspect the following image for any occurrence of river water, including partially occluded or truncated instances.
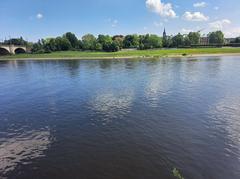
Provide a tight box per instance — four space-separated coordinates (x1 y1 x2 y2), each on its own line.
0 57 240 179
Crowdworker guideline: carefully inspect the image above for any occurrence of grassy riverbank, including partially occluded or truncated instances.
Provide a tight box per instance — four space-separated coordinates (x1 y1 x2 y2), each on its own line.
1 48 240 60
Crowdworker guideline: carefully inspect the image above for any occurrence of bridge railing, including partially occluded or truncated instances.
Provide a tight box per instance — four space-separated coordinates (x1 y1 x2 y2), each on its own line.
0 43 27 48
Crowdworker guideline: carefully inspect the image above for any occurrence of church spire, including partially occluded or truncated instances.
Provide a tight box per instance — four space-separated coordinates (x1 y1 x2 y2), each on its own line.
163 28 167 37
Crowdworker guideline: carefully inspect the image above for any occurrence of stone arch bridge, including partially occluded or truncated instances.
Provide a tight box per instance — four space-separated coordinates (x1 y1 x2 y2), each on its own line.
0 45 27 55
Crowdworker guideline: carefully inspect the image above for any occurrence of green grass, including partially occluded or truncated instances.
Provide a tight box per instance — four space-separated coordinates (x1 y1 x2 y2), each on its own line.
1 47 240 59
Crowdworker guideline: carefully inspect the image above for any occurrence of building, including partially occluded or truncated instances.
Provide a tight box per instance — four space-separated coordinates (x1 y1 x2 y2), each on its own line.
200 37 209 45
200 36 236 45
163 28 167 38
224 38 235 44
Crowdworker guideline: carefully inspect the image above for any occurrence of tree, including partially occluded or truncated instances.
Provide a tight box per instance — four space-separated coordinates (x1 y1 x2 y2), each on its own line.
109 41 120 52
113 35 124 49
78 40 83 49
43 38 57 52
4 37 27 46
188 32 200 45
64 32 79 49
139 34 162 50
163 36 172 48
208 31 224 44
172 33 184 47
82 34 97 50
123 34 139 48
95 43 103 51
55 37 71 51
97 35 112 44
97 35 113 51
31 39 44 53
96 35 121 52
100 41 120 52
183 36 191 46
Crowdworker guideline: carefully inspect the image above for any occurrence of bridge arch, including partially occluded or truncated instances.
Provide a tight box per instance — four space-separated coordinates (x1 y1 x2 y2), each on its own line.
14 47 26 54
0 47 10 55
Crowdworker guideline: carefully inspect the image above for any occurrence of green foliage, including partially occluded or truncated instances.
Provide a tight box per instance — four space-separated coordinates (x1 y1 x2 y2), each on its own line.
78 40 83 49
163 36 172 48
64 32 79 49
32 37 71 53
139 34 162 50
96 35 121 52
110 41 120 52
8 47 240 59
27 30 234 54
95 43 103 51
43 38 57 52
4 37 28 46
55 37 71 51
208 31 224 44
97 35 113 52
172 168 184 179
172 33 184 47
101 41 119 52
31 39 44 53
183 36 191 46
82 34 97 50
123 34 139 48
188 32 200 45
97 35 112 45
113 35 124 49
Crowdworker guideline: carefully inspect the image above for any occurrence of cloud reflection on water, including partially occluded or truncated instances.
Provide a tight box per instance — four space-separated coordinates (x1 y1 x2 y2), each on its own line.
0 129 51 176
144 65 173 108
209 94 240 160
144 75 172 107
89 89 134 123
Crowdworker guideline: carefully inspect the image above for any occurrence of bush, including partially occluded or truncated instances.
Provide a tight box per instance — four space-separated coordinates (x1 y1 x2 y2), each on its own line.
102 41 120 52
95 43 103 51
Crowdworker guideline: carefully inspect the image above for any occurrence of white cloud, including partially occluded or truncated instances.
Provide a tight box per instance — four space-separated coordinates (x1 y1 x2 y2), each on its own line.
106 18 118 28
207 19 239 38
214 6 219 10
193 2 207 8
224 27 240 38
146 0 177 18
181 28 194 34
183 12 209 21
36 13 43 19
209 19 231 30
111 19 118 28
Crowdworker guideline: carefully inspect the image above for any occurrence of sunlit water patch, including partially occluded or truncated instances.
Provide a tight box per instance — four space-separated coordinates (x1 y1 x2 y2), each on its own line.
0 128 51 177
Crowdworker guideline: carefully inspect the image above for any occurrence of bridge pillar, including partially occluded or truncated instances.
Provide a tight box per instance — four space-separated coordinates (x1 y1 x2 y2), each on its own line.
9 45 15 54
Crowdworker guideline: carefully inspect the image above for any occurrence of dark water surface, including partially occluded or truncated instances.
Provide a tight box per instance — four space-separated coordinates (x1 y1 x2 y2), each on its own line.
0 57 240 179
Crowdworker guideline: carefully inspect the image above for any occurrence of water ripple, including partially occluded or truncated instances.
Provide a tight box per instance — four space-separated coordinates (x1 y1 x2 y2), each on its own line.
0 128 51 177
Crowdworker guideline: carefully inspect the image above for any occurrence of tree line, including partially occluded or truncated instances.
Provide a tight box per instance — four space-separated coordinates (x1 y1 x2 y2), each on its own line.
2 30 239 53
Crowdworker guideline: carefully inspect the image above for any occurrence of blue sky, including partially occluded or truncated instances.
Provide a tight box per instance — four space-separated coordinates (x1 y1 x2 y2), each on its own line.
1 0 240 41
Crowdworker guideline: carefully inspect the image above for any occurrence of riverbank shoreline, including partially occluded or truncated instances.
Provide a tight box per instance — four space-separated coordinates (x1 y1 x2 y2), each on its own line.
1 53 240 61
1 48 240 60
